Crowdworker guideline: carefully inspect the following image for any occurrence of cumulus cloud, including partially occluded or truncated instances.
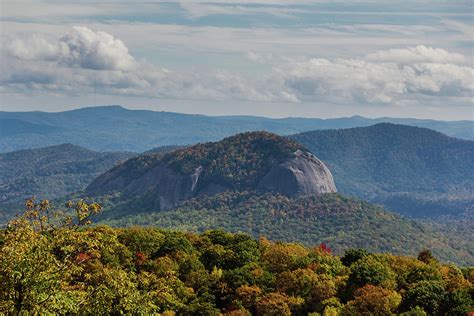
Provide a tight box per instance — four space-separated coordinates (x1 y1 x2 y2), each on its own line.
366 45 467 65
1 27 473 107
1 26 289 102
60 26 136 70
7 36 59 61
277 52 473 104
7 26 136 71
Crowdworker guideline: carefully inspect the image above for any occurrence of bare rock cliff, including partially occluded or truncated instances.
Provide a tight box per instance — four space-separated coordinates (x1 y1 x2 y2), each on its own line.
258 150 337 197
87 132 337 210
87 163 203 210
88 149 336 210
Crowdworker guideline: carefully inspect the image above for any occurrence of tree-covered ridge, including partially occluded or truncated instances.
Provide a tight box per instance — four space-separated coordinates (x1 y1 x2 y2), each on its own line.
102 192 473 266
1 200 472 315
0 144 133 211
143 145 187 155
89 131 306 198
290 123 474 217
162 131 304 190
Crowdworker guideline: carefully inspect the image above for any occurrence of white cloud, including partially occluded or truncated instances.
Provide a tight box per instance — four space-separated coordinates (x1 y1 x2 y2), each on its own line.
279 55 474 103
6 26 137 71
366 45 467 65
1 27 472 108
277 47 473 104
61 26 137 71
7 35 59 61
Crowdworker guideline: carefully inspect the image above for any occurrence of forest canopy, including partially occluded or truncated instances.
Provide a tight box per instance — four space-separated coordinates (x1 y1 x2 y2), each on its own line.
0 199 472 315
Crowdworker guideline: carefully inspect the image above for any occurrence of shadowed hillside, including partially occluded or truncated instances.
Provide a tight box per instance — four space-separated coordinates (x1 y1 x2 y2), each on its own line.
290 123 474 218
0 144 134 218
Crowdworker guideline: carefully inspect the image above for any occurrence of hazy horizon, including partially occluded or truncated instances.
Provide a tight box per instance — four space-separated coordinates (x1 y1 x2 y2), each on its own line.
1 1 473 120
2 103 474 122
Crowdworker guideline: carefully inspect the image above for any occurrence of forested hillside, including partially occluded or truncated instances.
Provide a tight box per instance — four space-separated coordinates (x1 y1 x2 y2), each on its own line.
79 130 473 265
143 145 186 155
101 192 473 266
0 200 472 315
0 144 133 219
1 105 472 153
290 123 474 218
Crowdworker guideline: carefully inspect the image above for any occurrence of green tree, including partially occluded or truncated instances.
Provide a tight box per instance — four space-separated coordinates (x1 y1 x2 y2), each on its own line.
260 241 310 273
117 227 165 257
0 198 104 314
404 265 443 285
348 256 395 288
441 288 473 316
399 306 428 316
402 280 446 315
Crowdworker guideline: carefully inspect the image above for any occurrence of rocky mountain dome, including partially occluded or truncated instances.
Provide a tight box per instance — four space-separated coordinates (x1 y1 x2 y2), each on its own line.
86 131 336 210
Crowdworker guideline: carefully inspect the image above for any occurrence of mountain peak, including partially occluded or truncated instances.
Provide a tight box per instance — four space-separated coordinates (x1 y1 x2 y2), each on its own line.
65 105 128 114
87 131 336 210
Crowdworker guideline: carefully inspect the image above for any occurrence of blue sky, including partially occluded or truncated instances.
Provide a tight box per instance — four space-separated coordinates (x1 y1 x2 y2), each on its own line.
1 1 473 119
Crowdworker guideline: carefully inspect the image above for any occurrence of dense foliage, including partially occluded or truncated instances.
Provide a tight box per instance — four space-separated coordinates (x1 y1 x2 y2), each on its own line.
290 123 474 218
102 192 473 266
1 105 472 153
1 200 472 315
144 145 187 155
0 144 133 220
163 131 303 190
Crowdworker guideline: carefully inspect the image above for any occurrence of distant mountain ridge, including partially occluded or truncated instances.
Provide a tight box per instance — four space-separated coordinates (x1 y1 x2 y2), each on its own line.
1 105 472 153
290 123 474 217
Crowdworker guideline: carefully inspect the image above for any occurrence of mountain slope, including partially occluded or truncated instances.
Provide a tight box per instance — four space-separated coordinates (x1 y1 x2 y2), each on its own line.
1 105 472 153
84 130 473 265
290 123 474 217
0 144 134 215
87 132 336 210
102 192 473 266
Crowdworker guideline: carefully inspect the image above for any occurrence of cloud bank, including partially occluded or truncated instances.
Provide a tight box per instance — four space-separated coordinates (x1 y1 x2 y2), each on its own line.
2 27 472 108
279 50 473 104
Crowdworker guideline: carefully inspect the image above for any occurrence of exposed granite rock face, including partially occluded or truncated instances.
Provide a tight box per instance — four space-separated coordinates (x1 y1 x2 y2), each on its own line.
258 150 336 197
87 163 204 210
87 149 336 210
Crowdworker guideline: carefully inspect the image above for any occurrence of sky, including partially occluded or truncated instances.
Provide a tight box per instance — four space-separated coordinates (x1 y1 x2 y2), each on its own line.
0 0 473 120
